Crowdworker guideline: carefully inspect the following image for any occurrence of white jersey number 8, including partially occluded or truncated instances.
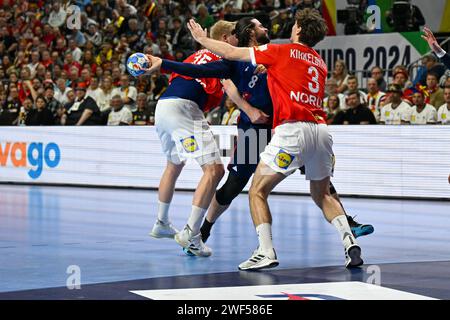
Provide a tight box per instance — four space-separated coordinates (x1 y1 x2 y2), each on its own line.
308 66 320 94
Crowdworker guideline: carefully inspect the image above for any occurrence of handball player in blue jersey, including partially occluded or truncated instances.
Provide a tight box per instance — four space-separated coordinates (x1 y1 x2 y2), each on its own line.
145 21 238 257
144 18 374 256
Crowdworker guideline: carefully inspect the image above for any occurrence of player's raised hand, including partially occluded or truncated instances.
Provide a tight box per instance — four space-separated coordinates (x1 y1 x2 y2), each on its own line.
421 27 443 54
187 19 207 43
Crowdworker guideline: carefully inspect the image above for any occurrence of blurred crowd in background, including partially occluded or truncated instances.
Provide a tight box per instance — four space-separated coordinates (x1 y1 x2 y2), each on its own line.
0 0 449 127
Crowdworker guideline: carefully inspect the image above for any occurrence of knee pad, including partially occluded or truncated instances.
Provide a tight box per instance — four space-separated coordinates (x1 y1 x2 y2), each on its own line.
215 173 250 206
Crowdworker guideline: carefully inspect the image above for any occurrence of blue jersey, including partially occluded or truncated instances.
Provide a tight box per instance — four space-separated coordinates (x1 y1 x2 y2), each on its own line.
160 77 208 109
162 59 273 127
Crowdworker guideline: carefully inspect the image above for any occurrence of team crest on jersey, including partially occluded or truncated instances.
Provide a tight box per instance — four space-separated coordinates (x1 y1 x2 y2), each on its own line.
180 136 199 153
385 111 390 117
274 149 294 169
442 114 446 119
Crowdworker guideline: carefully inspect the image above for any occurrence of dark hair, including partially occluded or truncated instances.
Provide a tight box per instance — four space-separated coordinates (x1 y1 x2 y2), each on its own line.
233 17 255 47
35 95 47 104
328 94 341 108
347 90 360 98
426 72 439 80
295 8 328 47
347 75 358 82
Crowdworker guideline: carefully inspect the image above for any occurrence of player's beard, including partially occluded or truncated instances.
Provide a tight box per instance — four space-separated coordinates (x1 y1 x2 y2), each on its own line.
256 33 270 45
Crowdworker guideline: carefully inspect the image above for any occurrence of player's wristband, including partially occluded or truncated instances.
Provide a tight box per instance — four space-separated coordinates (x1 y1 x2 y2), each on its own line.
436 49 446 58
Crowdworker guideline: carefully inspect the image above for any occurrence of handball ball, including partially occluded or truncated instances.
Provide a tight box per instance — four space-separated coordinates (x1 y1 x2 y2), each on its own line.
126 53 150 77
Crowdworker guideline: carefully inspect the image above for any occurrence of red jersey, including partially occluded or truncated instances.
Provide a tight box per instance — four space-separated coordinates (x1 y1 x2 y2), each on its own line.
250 43 328 127
169 49 224 113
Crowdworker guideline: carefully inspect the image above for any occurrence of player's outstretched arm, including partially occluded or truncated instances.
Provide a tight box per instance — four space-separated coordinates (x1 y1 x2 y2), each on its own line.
422 27 446 56
187 19 251 62
222 79 270 124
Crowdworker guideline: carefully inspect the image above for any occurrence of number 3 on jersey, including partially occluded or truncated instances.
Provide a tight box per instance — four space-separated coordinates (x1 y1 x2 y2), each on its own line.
308 66 320 93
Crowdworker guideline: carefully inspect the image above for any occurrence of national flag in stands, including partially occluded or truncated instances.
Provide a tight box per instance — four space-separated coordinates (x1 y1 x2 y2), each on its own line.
145 1 157 18
322 0 336 36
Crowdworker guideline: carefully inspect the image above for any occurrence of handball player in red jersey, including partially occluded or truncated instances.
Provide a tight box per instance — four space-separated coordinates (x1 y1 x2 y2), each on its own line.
186 9 364 270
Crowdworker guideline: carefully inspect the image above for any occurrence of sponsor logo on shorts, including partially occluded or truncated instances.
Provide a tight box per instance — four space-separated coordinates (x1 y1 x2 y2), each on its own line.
274 149 294 169
180 136 199 153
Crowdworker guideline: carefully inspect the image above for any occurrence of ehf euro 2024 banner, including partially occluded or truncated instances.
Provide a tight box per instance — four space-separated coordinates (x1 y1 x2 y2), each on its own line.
274 31 428 78
314 31 428 75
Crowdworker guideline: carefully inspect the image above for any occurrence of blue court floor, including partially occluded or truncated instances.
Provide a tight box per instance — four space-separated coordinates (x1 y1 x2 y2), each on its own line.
0 184 449 299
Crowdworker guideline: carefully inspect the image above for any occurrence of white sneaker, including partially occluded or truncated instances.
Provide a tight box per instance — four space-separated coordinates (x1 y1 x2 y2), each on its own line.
238 247 279 271
149 220 178 239
345 244 364 268
175 225 212 257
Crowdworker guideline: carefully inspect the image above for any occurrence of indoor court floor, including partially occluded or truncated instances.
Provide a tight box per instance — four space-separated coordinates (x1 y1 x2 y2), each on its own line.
0 184 449 300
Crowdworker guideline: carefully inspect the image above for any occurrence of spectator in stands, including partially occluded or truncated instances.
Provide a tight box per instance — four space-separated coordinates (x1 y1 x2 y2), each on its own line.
107 94 133 126
0 85 20 125
86 77 101 101
68 39 83 63
342 91 377 125
324 94 345 125
410 89 437 125
44 83 62 119
25 95 55 126
366 78 386 122
330 60 349 93
437 86 450 125
380 84 412 125
370 66 387 92
97 76 114 112
392 66 415 105
85 23 103 47
426 72 445 109
323 78 345 111
170 18 190 52
65 83 102 126
197 5 215 29
48 1 67 28
54 78 71 106
415 54 446 87
132 93 153 125
221 97 240 125
344 75 367 108
111 74 137 111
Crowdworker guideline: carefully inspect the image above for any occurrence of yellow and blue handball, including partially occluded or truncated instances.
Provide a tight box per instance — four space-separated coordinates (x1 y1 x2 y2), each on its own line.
126 53 150 77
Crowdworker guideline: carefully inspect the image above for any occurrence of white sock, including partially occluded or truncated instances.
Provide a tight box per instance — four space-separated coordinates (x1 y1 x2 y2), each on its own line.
256 223 274 254
331 215 357 249
187 206 207 235
157 201 170 224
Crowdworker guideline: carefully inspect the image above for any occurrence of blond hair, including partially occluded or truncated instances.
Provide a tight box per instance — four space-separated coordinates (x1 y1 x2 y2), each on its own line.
210 20 236 40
